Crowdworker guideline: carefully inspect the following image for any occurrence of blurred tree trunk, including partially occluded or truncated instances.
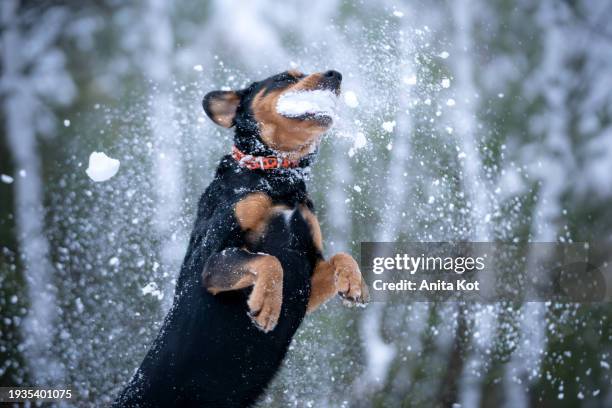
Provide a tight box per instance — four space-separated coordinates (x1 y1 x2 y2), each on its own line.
0 0 68 385
142 0 185 308
437 305 470 407
449 0 493 405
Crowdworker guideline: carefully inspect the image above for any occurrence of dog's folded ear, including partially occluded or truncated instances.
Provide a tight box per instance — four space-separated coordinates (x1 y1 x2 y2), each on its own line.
202 90 240 128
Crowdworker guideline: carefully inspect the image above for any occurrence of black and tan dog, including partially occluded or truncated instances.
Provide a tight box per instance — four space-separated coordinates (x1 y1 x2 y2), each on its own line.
114 69 368 407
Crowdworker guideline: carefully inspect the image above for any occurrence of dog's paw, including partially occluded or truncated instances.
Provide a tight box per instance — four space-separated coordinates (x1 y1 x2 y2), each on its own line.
331 253 369 307
247 288 282 332
247 269 283 332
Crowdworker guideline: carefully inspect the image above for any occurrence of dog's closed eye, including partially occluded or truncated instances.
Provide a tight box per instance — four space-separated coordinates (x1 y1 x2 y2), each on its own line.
274 73 298 84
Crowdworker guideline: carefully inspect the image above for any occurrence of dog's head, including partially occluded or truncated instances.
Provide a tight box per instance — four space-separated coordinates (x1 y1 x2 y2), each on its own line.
203 70 342 159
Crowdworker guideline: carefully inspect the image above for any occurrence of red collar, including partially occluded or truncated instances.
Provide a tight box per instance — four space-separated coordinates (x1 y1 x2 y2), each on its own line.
231 145 300 170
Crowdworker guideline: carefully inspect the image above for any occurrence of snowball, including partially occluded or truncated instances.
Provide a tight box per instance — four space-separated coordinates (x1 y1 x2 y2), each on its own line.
382 121 396 133
353 185 362 193
276 90 337 119
441 78 451 88
1 174 14 184
393 11 404 17
439 51 450 59
446 98 456 106
343 91 359 108
86 152 120 182
63 119 71 127
193 64 203 72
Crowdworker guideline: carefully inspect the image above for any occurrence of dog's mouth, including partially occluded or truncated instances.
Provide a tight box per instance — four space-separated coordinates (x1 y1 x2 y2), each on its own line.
276 90 338 126
289 111 334 126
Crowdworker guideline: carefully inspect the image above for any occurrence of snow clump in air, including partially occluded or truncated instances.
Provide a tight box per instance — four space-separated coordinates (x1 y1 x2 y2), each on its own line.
382 121 396 133
343 90 359 108
86 152 120 182
141 282 164 300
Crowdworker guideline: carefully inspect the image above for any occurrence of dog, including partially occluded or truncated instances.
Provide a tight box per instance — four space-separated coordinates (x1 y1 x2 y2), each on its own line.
114 69 369 407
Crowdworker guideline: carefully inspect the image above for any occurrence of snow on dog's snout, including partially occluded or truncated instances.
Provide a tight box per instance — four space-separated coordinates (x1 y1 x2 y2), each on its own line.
276 90 338 120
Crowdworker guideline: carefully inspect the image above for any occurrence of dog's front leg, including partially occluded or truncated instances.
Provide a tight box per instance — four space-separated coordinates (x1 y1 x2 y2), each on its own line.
307 253 369 313
202 248 283 332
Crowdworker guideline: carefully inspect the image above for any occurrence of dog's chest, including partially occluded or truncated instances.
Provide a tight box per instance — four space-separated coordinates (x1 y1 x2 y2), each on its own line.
263 204 313 248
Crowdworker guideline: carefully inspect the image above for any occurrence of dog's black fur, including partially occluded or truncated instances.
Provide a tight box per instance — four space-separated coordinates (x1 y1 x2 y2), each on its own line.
114 71 341 407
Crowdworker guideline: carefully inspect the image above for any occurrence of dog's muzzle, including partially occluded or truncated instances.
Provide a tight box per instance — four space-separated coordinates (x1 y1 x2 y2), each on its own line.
319 70 342 91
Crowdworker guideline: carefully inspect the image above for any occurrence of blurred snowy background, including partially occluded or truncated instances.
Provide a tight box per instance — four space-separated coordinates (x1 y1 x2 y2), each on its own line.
1 0 612 406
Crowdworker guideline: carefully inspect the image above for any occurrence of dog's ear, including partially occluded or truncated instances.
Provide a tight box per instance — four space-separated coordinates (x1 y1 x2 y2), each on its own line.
202 90 241 128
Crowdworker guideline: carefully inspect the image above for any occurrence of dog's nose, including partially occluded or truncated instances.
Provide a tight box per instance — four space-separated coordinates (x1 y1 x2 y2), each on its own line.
323 70 342 82
320 70 342 91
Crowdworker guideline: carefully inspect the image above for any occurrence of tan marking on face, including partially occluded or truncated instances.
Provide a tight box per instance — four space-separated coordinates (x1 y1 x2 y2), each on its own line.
251 72 333 160
287 69 304 78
